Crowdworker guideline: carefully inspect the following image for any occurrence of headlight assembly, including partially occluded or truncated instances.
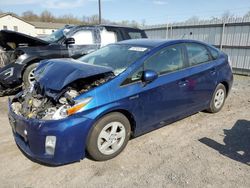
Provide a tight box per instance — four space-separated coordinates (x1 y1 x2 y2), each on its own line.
52 97 92 120
0 67 14 79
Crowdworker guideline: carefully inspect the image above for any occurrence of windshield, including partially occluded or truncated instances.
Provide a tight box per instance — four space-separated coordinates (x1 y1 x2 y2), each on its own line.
43 27 72 43
78 44 150 75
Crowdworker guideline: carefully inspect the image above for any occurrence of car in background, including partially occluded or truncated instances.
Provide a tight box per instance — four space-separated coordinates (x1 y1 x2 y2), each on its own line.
0 25 147 96
9 39 233 165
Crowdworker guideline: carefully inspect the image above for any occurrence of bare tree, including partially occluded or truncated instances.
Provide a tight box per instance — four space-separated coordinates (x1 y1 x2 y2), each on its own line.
58 14 82 24
22 11 39 21
185 16 199 24
141 19 146 27
221 11 234 22
2 9 142 27
40 10 55 22
243 11 250 18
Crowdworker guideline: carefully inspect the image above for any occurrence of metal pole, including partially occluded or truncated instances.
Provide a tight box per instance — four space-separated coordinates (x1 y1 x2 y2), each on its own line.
166 17 168 39
220 22 226 50
166 23 169 39
98 0 102 24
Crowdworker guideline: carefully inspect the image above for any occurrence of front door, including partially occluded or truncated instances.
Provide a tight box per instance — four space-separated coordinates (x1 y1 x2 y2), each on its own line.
120 44 195 134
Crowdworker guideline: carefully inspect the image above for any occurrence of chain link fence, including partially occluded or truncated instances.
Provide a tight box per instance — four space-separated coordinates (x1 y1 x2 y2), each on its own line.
143 17 250 76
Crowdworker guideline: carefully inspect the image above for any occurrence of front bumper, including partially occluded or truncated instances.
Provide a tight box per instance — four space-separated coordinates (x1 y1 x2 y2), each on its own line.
8 99 94 165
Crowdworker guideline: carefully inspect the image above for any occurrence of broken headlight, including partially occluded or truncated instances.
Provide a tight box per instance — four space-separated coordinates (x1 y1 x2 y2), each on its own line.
0 67 14 79
52 97 92 120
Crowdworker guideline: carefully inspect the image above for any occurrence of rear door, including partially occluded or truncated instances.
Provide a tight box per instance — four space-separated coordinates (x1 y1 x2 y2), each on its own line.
183 42 218 111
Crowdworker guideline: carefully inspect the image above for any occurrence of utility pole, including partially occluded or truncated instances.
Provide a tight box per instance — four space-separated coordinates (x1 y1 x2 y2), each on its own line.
98 0 102 24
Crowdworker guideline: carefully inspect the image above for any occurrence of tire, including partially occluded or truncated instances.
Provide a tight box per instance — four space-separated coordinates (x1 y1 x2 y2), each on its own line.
23 63 38 88
207 83 227 113
87 112 131 161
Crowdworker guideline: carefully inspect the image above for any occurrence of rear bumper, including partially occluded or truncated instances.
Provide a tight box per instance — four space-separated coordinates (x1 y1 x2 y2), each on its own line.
8 99 94 165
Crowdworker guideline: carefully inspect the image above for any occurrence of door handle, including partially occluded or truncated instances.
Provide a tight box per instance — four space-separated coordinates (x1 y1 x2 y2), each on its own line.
178 80 189 87
210 68 216 75
129 95 139 100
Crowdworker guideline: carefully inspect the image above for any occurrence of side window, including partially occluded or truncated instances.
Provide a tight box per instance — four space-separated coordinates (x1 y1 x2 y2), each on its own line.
122 44 185 86
100 30 117 47
208 47 219 60
186 43 211 66
13 26 18 32
71 30 94 45
144 44 185 75
122 67 143 85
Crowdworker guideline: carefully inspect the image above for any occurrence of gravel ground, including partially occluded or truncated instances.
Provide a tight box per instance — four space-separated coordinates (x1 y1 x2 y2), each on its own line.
0 75 249 188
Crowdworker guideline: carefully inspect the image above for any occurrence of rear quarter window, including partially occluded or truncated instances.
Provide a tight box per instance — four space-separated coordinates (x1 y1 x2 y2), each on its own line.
208 47 220 60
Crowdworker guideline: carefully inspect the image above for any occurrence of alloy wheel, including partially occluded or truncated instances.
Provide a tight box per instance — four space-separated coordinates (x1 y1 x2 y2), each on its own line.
97 122 126 155
214 88 225 109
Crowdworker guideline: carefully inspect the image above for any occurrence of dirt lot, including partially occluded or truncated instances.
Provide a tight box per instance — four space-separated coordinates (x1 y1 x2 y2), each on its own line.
0 75 249 188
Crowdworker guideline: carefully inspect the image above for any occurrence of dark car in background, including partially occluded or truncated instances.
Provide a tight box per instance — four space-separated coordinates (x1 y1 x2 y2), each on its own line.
9 39 233 165
0 25 147 95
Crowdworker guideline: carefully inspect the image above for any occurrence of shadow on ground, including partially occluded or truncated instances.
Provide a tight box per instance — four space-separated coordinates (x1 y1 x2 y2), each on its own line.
199 119 250 166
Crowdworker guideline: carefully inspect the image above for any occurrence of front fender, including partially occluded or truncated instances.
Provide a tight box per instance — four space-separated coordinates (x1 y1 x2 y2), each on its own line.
79 101 138 132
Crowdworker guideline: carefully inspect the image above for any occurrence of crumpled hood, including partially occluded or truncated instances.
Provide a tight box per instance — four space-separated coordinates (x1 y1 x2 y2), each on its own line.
35 58 113 91
0 30 49 50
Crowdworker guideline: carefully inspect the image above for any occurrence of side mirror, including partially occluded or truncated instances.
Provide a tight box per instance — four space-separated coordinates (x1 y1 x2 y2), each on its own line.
142 70 158 84
64 38 75 46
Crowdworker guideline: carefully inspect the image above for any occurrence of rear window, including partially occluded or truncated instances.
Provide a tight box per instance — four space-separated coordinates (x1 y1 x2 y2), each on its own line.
128 32 144 39
71 30 94 45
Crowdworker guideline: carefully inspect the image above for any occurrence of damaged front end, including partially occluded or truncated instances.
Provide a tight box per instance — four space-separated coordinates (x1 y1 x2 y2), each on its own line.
0 30 49 67
0 47 15 67
11 59 114 120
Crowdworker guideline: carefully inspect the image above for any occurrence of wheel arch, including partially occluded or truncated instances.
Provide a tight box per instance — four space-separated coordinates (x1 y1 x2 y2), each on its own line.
86 108 137 148
85 108 137 157
220 81 229 97
96 108 137 137
21 58 42 78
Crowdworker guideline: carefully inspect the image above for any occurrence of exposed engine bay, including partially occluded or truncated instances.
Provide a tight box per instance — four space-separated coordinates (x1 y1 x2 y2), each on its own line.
11 72 114 120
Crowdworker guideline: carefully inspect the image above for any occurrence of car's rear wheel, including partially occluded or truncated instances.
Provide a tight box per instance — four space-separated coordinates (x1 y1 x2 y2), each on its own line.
208 83 226 113
87 112 131 161
23 63 38 88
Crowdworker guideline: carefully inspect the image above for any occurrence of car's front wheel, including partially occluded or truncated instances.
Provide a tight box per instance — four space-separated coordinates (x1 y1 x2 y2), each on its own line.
23 63 38 88
87 112 131 161
208 83 227 113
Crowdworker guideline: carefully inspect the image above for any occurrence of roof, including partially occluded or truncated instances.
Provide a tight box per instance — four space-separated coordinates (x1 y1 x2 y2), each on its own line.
117 39 212 49
99 24 141 30
29 21 66 29
0 13 34 26
70 24 143 30
118 39 167 48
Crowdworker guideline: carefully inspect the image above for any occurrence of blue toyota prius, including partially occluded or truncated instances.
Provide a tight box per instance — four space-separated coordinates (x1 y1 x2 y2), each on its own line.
8 39 233 165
